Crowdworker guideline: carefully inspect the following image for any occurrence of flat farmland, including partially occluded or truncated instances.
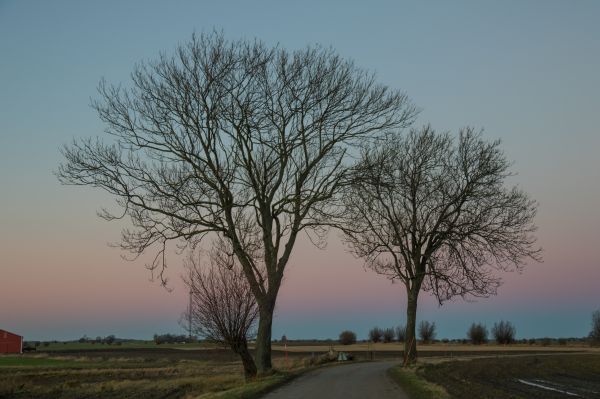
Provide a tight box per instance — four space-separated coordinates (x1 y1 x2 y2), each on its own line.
0 347 300 399
2 344 598 399
418 353 600 398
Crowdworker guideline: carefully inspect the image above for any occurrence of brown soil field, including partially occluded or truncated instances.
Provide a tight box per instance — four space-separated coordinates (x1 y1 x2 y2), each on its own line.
421 353 600 398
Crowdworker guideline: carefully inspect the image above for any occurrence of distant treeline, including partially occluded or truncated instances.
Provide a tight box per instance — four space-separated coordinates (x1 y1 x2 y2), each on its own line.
153 333 197 345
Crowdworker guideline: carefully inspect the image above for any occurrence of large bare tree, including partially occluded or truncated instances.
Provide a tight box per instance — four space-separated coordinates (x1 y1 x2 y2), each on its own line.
182 242 259 378
340 126 541 364
56 32 418 373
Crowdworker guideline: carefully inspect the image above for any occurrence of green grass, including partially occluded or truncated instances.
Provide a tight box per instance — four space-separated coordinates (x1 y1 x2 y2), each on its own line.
388 365 450 399
36 341 210 351
0 357 85 368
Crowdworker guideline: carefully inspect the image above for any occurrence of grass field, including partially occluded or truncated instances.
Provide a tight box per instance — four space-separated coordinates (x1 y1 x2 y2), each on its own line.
0 348 306 399
2 343 598 398
29 341 211 351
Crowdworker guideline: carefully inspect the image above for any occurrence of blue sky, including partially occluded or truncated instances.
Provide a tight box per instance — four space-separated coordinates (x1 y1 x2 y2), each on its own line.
1 0 599 340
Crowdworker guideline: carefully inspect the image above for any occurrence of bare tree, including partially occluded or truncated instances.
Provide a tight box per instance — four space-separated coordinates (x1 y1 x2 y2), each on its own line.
467 322 488 345
492 320 516 344
339 330 357 345
369 327 383 343
340 126 541 364
589 310 600 346
382 328 395 343
182 243 259 378
395 324 406 342
418 321 436 343
56 32 417 373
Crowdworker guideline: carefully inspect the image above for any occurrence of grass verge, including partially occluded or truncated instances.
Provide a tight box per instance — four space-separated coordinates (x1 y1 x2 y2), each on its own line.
388 364 450 399
205 371 296 399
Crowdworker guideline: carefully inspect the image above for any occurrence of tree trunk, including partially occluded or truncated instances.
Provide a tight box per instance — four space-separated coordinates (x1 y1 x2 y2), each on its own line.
404 288 419 366
234 340 257 379
255 301 275 374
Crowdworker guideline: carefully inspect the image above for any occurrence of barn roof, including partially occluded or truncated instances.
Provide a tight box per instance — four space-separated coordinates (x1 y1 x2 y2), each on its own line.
0 329 22 338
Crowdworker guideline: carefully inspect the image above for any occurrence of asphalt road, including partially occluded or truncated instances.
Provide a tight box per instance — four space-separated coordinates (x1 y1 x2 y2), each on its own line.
262 361 408 399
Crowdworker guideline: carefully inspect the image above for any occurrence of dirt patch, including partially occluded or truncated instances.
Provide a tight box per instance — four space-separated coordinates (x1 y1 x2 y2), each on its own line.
421 354 600 398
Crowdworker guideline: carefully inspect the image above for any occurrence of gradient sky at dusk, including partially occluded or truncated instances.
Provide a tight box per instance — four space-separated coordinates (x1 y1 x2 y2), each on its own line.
1 0 599 341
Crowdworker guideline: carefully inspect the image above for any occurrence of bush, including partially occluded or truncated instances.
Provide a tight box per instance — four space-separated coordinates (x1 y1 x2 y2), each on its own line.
467 323 488 345
418 321 436 343
590 310 600 346
339 330 357 345
104 335 116 345
492 320 516 344
369 327 383 343
395 325 406 342
382 328 395 343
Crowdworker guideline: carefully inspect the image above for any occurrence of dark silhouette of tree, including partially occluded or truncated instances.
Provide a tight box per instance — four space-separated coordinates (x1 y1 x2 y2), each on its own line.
339 330 357 345
182 242 259 378
382 328 395 343
369 327 383 343
340 126 541 364
589 310 600 346
418 321 436 343
395 324 406 342
492 320 516 344
56 32 418 373
467 323 488 345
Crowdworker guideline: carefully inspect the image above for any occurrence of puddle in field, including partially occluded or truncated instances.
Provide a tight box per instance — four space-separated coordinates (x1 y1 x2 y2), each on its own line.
516 379 600 398
517 379 582 396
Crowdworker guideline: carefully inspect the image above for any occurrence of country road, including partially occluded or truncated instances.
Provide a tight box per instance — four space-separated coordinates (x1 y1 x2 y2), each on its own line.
262 361 408 399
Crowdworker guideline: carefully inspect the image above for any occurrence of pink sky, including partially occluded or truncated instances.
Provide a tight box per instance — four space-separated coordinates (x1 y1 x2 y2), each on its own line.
1 0 599 341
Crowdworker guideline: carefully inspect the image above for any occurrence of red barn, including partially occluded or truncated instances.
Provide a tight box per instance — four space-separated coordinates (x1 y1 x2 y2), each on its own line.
0 329 23 354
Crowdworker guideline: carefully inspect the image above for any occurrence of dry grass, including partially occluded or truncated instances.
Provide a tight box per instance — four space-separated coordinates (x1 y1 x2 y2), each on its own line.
0 347 330 399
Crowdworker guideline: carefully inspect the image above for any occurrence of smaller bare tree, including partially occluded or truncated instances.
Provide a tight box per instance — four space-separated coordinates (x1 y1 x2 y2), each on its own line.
418 321 436 343
182 245 259 378
340 126 541 363
395 325 406 342
467 323 488 345
492 321 516 345
589 310 600 346
382 328 395 343
369 327 383 343
339 330 357 345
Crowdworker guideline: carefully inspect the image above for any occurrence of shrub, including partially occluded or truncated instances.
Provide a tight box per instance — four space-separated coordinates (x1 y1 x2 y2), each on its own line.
339 330 357 345
369 327 383 343
382 328 395 343
418 321 436 343
395 325 406 342
492 320 516 344
590 310 600 346
104 335 116 345
467 322 488 345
